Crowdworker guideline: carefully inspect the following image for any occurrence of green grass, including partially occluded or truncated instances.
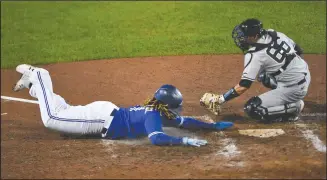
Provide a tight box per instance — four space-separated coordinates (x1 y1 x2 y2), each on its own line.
1 1 326 68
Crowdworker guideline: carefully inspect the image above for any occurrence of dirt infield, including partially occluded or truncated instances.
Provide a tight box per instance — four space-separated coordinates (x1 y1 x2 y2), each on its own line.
1 54 326 179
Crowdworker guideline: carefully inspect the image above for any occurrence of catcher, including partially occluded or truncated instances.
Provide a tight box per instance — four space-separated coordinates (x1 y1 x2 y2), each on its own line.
200 18 311 123
13 64 233 147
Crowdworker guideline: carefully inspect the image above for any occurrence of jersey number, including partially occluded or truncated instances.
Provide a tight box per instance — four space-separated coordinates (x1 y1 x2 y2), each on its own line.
266 41 291 63
129 107 145 111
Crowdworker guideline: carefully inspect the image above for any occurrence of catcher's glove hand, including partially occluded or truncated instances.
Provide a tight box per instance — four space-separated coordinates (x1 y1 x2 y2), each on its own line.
199 93 223 115
257 72 277 89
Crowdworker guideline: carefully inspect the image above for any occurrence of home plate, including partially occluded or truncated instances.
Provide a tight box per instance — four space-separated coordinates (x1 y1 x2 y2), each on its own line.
238 129 285 138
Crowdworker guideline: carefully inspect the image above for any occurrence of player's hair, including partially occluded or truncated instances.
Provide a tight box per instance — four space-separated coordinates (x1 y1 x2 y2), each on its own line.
143 97 176 120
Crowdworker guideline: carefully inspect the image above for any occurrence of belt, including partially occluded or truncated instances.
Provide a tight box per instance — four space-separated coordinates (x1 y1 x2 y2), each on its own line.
283 73 307 88
101 109 117 134
110 109 117 116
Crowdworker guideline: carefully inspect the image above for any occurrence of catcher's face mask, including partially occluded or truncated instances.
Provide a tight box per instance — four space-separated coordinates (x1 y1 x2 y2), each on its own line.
232 25 251 52
232 19 265 53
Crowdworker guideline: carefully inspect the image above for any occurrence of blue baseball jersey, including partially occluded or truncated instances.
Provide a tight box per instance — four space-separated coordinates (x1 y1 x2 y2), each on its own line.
104 105 183 145
104 105 219 146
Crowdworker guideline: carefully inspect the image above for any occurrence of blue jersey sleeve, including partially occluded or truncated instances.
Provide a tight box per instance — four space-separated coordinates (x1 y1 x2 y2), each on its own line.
144 110 183 146
174 116 215 129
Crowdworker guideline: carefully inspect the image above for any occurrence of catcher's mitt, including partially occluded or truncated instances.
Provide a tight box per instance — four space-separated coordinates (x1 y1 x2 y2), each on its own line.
200 93 222 116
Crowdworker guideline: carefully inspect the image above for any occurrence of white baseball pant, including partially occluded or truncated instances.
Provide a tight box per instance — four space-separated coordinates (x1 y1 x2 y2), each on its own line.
28 68 118 136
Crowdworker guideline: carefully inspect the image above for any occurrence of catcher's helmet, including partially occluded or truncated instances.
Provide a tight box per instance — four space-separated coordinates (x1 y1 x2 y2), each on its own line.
232 18 266 52
154 84 183 109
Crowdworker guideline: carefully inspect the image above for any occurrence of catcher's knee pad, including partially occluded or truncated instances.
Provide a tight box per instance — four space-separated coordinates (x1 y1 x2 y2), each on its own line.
244 96 267 120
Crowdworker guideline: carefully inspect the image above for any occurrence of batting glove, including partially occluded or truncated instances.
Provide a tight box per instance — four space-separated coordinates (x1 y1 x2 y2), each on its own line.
182 137 208 147
213 121 234 130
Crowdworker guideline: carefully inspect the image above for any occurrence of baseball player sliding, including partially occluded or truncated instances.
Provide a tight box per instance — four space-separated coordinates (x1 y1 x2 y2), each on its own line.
200 18 311 123
13 64 233 147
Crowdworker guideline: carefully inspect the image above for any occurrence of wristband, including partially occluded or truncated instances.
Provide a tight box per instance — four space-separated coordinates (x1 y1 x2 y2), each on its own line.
223 87 240 102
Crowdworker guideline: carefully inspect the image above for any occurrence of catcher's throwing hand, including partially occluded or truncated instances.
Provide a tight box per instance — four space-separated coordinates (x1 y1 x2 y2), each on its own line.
200 93 225 115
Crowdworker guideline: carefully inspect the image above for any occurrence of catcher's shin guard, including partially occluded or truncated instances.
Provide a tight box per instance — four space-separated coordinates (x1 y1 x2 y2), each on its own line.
244 97 303 122
264 100 304 122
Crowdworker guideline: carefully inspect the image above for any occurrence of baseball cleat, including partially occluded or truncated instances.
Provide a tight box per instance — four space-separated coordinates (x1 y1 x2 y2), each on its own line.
13 64 35 92
16 64 36 74
13 73 32 92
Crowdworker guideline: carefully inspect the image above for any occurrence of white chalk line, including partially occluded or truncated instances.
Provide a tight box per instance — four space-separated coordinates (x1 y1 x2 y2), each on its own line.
296 124 326 153
1 96 39 104
302 130 326 153
301 113 326 117
216 135 241 158
215 132 243 167
1 113 8 116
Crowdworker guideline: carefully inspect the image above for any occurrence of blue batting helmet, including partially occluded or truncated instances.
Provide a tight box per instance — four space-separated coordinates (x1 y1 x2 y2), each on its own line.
154 84 183 109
